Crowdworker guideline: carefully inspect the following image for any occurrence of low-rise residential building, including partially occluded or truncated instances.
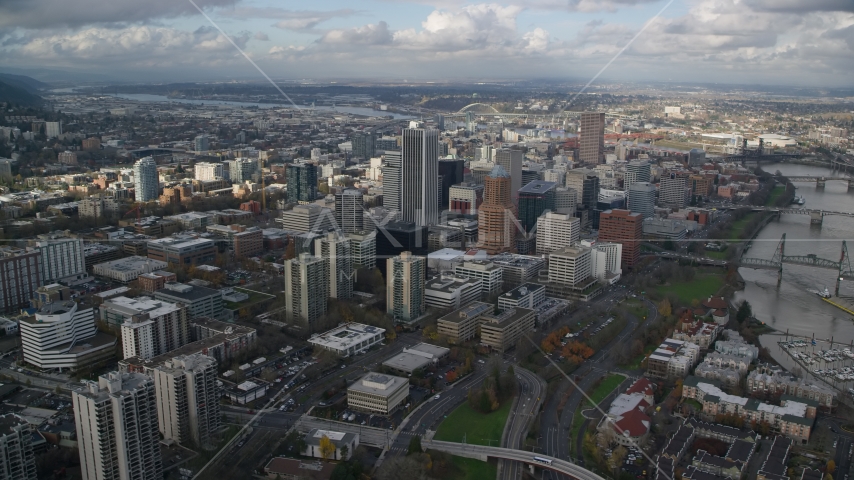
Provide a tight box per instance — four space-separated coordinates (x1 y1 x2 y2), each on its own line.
747 365 836 408
690 450 744 479
647 339 701 379
756 436 792 480
309 323 385 357
347 373 409 415
715 330 760 361
92 256 169 283
303 429 359 461
424 274 482 310
672 317 721 349
683 376 815 443
598 378 655 447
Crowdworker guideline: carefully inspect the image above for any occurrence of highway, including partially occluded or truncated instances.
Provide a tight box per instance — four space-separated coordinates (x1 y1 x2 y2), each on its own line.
499 366 546 480
425 440 607 480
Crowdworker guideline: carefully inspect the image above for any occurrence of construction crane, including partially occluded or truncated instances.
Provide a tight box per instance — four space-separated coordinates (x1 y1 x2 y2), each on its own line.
123 204 141 224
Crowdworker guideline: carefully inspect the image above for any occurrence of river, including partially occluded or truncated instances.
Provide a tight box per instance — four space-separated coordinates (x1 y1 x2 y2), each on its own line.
730 163 854 369
108 93 415 119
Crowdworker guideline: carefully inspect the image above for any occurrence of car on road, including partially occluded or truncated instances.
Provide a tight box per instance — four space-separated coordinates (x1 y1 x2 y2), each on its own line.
434 395 441 400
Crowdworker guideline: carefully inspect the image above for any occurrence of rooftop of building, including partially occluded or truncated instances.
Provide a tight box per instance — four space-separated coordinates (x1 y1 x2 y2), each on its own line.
0 413 28 433
480 307 535 329
155 282 220 301
501 283 546 301
147 235 215 249
103 295 182 318
438 301 493 325
263 458 336 479
348 372 408 396
426 274 481 293
309 323 386 350
93 255 168 272
518 180 557 195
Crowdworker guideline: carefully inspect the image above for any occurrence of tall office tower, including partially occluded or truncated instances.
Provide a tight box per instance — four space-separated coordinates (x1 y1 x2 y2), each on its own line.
194 135 209 152
475 145 494 162
133 157 159 202
279 204 334 233
381 151 401 214
0 414 37 480
335 189 364 234
579 112 605 165
566 168 599 228
598 209 643 268
347 230 376 270
469 163 495 185
494 148 523 202
0 248 41 314
591 242 622 280
438 159 465 209
36 238 86 283
401 123 439 226
45 121 62 138
434 114 445 131
351 131 376 161
547 245 593 287
593 193 626 230
284 253 328 329
687 148 706 167
152 354 220 448
375 221 428 277
536 212 580 254
478 165 517 255
627 182 656 219
624 160 651 191
315 232 353 300
73 372 163 480
517 180 557 233
387 252 426 323
286 163 318 204
194 162 223 181
554 187 577 215
659 172 691 209
228 158 257 183
465 111 475 133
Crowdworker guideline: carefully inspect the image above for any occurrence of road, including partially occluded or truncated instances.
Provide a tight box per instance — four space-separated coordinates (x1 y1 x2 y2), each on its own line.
425 440 607 480
537 289 658 480
499 366 546 480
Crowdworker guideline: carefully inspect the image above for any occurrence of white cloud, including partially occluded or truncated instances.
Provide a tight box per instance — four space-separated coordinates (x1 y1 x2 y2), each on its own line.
254 32 269 41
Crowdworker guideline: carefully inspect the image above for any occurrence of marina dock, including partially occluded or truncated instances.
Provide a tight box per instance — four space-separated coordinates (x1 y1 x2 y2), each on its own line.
821 296 854 316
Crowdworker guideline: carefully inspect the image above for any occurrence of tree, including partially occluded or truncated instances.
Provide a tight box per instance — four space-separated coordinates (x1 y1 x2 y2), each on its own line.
737 301 752 323
339 444 349 461
827 460 836 473
658 298 672 317
407 435 422 455
319 435 336 461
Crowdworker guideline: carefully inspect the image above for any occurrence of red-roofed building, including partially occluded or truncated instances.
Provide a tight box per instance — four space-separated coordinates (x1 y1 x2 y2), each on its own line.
625 377 655 404
701 296 730 325
608 408 652 446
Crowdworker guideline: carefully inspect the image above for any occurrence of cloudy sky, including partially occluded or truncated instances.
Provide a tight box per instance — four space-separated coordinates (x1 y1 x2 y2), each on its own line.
0 0 853 86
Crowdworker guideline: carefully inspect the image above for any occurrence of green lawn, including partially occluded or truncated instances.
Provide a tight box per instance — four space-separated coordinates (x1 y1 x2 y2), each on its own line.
728 213 756 240
624 344 657 370
765 186 785 206
449 456 498 480
434 399 513 446
656 274 724 304
569 374 626 447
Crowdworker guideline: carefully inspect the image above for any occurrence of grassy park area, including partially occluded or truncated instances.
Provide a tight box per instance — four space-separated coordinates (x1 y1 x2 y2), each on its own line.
449 456 498 480
569 374 626 446
434 400 513 446
656 273 724 304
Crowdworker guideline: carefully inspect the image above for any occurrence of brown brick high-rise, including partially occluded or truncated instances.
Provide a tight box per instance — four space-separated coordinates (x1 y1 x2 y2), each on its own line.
478 165 517 254
598 209 642 268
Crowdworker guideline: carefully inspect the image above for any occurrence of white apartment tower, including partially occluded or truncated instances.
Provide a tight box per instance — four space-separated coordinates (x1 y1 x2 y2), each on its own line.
315 232 353 300
284 253 328 328
194 162 223 181
335 189 364 234
73 372 163 480
152 354 220 448
133 157 159 202
535 212 581 254
401 123 439 226
104 296 190 360
0 414 37 480
36 238 87 283
387 252 426 323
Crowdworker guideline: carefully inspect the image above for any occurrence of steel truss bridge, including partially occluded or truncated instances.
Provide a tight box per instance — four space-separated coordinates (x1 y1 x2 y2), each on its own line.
443 104 636 121
739 234 854 295
718 205 854 225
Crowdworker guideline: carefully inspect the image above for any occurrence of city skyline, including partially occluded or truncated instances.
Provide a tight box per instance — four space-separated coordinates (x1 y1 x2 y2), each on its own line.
0 1 851 87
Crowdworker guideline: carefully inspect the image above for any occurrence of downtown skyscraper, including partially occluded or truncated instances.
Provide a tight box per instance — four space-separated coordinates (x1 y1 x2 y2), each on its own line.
400 122 439 227
579 112 605 165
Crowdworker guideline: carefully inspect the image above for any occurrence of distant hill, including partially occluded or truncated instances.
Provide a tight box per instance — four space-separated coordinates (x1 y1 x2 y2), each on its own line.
0 73 49 93
0 80 43 107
